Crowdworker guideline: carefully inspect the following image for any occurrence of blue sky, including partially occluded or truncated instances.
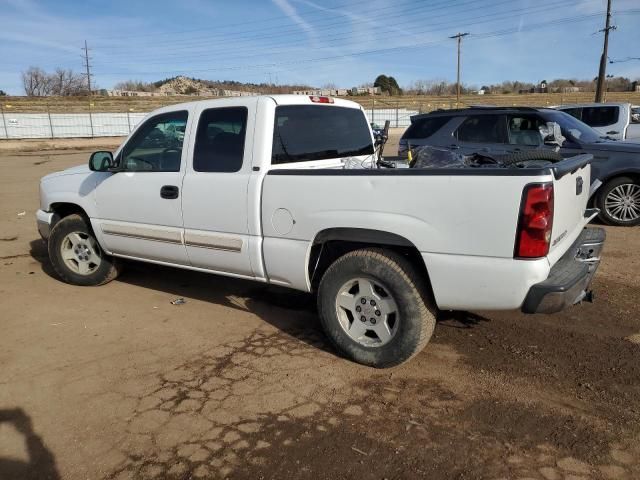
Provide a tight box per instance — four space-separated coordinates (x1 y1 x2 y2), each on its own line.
1 0 639 94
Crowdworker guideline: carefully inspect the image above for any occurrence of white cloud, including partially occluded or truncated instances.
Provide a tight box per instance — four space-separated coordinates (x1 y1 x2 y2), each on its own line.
271 0 316 42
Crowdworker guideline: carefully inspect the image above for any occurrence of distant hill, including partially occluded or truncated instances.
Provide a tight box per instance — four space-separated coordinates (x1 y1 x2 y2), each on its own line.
114 76 313 95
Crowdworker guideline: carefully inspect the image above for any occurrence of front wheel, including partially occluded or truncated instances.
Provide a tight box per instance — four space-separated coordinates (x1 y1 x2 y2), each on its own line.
48 214 122 286
597 177 640 226
317 248 436 368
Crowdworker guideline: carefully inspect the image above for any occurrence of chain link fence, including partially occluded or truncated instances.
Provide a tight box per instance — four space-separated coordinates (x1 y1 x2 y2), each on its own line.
0 111 147 139
0 107 418 139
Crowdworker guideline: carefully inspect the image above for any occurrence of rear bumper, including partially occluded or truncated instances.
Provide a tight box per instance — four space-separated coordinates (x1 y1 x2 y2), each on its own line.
521 227 605 314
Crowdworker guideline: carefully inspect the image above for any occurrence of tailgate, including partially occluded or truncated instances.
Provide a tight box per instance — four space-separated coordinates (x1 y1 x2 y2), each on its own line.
547 154 594 264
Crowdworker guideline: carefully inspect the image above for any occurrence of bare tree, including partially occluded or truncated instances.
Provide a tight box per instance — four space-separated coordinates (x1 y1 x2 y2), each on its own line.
50 68 86 96
22 67 52 96
22 67 90 96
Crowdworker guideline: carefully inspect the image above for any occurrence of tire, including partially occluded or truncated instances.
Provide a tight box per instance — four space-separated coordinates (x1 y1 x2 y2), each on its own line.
48 214 122 286
596 176 640 226
317 248 436 368
492 150 563 166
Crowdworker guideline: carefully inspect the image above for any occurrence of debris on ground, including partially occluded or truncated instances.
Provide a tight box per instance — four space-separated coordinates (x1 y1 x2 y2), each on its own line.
170 298 186 305
351 446 368 456
17 211 26 217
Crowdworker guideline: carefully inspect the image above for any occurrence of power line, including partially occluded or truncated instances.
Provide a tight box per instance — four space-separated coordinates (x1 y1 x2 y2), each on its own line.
92 11 627 77
91 0 579 72
609 56 640 63
93 0 484 51
92 0 573 65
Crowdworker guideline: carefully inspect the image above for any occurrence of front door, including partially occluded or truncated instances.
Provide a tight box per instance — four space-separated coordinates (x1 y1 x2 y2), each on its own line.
180 103 255 277
93 110 191 264
504 114 547 153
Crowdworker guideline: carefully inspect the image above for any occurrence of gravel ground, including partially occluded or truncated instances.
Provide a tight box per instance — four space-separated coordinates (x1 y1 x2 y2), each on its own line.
0 142 639 480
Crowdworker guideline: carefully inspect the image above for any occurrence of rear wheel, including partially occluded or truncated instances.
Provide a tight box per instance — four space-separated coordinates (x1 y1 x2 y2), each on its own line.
597 177 640 226
317 248 436 368
48 214 122 286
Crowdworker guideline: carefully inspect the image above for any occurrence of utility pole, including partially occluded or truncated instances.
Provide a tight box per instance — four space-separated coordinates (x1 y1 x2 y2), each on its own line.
450 32 469 108
595 0 615 103
82 40 93 95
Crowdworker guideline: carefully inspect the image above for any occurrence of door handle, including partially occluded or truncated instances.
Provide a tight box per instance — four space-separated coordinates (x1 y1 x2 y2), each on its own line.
160 185 179 199
606 130 619 135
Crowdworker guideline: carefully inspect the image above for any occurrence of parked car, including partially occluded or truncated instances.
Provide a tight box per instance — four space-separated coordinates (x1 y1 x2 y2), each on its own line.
400 106 640 226
37 96 603 367
555 103 640 141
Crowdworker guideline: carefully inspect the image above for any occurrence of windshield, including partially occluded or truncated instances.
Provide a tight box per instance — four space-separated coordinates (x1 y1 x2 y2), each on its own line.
540 110 603 144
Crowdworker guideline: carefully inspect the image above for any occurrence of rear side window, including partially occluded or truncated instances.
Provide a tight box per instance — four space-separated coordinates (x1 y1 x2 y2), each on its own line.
581 106 619 127
402 116 450 139
272 105 374 164
193 107 247 172
456 114 505 143
561 107 582 120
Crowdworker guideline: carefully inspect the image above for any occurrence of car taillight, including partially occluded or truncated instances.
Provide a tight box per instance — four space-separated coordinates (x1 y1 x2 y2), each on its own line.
309 95 334 103
514 183 554 258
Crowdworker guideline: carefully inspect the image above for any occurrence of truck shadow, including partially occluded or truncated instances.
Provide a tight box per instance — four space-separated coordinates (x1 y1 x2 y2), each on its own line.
436 310 491 328
28 238 334 356
28 238 490 355
0 408 60 480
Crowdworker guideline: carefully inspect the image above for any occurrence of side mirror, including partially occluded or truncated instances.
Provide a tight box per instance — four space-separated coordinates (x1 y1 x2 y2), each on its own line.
89 151 114 172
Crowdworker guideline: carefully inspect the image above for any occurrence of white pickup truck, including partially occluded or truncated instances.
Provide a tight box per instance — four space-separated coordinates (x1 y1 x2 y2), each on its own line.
556 102 640 141
37 95 605 367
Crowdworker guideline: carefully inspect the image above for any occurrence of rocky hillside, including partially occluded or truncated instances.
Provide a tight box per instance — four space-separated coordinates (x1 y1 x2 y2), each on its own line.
156 76 218 95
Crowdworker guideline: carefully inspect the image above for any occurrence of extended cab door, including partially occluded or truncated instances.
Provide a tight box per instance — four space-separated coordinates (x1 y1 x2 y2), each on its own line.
93 109 190 264
180 102 256 277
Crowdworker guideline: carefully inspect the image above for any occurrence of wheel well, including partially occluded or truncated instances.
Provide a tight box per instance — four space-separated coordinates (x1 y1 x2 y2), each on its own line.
49 203 89 227
591 173 640 204
605 172 639 183
307 228 433 297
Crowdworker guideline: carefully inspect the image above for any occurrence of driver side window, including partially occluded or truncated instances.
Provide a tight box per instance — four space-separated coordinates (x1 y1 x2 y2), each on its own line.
119 111 188 172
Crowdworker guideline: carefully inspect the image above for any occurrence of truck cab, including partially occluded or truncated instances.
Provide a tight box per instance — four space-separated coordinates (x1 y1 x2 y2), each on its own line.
556 102 640 141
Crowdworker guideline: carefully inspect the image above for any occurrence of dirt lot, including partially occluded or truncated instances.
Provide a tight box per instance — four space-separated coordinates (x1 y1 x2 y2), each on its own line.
0 140 639 480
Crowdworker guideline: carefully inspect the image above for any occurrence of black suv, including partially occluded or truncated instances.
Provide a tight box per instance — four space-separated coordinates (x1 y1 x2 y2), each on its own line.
400 107 640 226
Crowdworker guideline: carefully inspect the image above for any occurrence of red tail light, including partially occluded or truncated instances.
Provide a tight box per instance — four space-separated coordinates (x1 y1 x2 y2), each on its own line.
309 95 334 104
515 183 554 258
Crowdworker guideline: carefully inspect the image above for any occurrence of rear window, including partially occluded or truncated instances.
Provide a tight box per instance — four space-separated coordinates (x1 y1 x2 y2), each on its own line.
272 105 374 164
581 106 619 127
402 116 450 139
193 107 247 172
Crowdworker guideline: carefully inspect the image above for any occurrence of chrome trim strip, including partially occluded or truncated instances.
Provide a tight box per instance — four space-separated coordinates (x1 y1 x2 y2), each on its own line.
184 232 243 253
101 224 182 244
